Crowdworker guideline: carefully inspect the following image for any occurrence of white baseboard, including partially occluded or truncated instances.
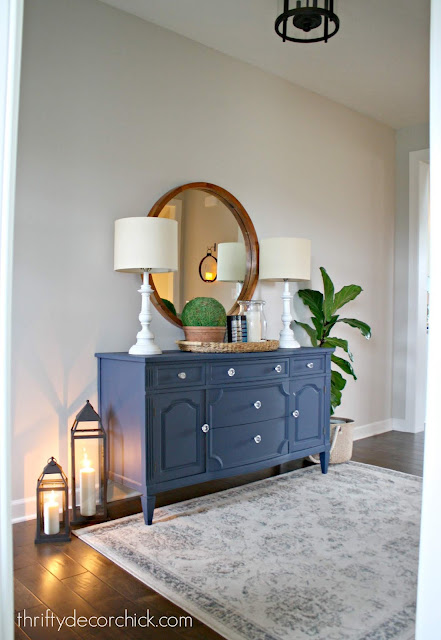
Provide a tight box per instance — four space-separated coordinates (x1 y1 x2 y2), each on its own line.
11 496 36 524
11 480 142 524
353 419 394 441
10 419 416 522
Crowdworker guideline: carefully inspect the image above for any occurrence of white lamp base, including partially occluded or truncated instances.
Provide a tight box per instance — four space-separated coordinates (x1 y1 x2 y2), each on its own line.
278 280 300 349
129 272 162 356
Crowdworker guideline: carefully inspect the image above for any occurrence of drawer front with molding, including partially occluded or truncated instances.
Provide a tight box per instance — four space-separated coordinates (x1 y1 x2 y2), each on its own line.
153 364 205 389
208 418 288 471
209 358 289 385
208 382 290 428
290 355 325 376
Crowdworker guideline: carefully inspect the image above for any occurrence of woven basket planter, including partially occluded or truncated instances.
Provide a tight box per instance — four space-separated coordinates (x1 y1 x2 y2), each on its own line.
309 417 354 465
329 417 354 464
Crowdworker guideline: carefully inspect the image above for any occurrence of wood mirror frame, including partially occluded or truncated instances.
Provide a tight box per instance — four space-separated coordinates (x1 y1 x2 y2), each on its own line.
147 182 259 328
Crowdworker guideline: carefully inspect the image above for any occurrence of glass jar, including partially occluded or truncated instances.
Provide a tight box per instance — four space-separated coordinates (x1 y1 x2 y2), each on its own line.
238 300 267 342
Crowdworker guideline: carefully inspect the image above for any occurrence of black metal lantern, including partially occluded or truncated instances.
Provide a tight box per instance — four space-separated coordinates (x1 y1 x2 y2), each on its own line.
199 244 217 283
71 400 107 524
275 0 340 44
35 457 70 544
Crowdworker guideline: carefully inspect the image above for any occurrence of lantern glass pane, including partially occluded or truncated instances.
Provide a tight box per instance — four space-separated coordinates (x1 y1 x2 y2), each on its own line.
40 472 65 489
40 489 64 536
73 428 105 518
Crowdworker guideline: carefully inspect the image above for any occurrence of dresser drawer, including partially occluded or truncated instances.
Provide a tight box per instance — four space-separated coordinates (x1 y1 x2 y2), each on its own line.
290 355 325 376
208 382 289 428
153 364 205 388
209 358 289 385
208 418 288 471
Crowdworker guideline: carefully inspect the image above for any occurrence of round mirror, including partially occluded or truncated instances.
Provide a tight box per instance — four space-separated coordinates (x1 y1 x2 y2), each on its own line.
147 182 259 327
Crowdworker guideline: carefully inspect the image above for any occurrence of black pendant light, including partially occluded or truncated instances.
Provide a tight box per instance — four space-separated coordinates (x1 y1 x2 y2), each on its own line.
275 0 340 44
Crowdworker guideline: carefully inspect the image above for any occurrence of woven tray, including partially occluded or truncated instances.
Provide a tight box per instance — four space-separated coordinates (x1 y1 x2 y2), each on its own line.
176 340 279 353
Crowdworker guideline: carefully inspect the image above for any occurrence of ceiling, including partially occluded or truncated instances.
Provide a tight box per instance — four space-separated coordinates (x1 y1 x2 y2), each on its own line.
98 0 430 129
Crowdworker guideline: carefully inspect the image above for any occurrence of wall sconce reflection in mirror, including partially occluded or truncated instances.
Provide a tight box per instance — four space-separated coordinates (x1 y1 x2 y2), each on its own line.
199 244 217 283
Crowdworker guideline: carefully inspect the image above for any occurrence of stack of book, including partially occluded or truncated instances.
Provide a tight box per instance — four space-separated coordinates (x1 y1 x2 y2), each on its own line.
227 315 248 343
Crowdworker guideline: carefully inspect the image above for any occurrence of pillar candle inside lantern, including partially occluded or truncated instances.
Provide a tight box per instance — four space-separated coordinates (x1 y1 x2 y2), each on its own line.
43 490 60 535
79 451 96 516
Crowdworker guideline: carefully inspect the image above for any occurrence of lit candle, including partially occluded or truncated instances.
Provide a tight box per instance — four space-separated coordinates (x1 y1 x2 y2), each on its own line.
205 272 214 281
80 452 96 516
43 490 60 535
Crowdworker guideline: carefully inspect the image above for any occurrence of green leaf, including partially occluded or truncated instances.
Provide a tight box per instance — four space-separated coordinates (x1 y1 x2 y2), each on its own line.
321 315 339 342
320 267 335 322
297 289 324 322
331 369 347 392
330 389 342 414
331 285 362 315
332 354 357 380
323 337 354 362
338 318 372 339
330 393 340 414
294 321 318 347
330 371 347 414
311 315 325 341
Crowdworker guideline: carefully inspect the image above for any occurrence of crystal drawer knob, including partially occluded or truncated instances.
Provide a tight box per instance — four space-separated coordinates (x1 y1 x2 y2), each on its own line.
292 410 300 418
201 424 210 433
178 372 187 379
274 364 282 373
307 362 314 369
228 368 235 377
254 401 262 409
254 435 262 444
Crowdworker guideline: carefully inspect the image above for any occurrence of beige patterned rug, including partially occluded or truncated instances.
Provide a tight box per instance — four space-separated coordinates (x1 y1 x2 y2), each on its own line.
76 462 421 640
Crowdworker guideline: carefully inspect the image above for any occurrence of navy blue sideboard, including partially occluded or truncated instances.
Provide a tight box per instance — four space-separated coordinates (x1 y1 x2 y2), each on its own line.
96 348 333 525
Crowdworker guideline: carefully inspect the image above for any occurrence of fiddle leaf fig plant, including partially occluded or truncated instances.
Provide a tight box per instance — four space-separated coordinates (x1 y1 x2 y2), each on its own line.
295 267 371 415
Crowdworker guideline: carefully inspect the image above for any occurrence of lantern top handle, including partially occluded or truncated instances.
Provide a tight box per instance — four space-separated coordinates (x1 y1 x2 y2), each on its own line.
41 456 65 476
75 400 101 423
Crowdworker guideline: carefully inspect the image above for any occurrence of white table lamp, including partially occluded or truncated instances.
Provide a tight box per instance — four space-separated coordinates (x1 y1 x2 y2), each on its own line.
114 217 178 355
217 242 247 297
259 237 311 348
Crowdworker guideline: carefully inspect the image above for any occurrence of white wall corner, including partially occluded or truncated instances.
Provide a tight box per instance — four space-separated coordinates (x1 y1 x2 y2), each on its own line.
392 418 425 434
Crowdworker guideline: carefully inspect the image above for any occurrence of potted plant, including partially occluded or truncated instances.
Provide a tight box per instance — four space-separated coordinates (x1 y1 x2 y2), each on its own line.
181 297 227 342
295 267 371 463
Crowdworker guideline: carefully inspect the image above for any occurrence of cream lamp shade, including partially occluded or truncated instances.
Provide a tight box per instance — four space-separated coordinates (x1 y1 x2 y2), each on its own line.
259 236 311 349
217 242 247 282
114 216 178 356
114 217 178 273
259 237 311 282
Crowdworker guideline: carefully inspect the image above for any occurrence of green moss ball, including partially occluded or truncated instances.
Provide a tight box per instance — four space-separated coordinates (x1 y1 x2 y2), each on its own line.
161 298 177 316
181 297 227 327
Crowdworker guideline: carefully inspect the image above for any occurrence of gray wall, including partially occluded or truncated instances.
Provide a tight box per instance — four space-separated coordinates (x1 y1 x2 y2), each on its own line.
393 124 429 421
12 0 395 519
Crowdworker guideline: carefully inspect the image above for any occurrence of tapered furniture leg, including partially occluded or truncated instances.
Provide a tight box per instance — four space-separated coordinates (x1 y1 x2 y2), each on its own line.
320 450 330 474
141 495 156 525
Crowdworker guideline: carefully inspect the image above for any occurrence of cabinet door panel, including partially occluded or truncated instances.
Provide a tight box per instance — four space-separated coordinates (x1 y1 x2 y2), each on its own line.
152 391 205 483
290 377 325 451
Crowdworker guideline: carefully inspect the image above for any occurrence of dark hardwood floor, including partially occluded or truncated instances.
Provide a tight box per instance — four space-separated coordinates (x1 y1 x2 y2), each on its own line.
353 430 424 477
13 431 424 640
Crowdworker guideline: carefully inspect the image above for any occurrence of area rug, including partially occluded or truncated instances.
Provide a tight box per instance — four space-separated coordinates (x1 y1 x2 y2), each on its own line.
76 463 422 640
